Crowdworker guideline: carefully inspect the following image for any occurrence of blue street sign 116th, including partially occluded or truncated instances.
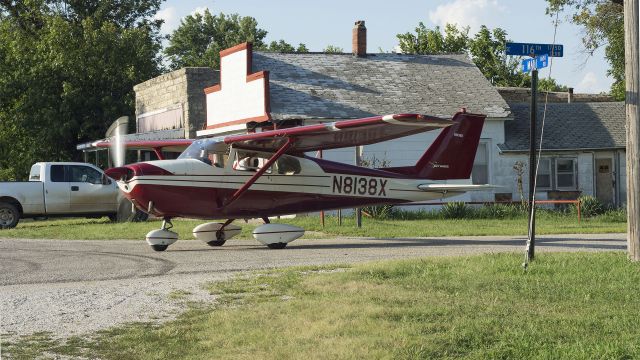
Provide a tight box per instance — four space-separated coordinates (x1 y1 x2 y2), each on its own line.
506 42 563 57
521 54 549 73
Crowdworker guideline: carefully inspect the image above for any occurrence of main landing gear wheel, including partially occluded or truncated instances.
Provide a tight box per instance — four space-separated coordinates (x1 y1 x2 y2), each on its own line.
193 220 240 247
267 242 287 250
206 231 226 247
151 245 169 252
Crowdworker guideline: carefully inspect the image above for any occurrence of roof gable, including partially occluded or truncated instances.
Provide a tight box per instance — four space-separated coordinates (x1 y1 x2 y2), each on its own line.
253 52 510 120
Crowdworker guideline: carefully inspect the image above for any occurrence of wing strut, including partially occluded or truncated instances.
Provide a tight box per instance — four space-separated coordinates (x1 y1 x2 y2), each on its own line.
222 137 295 208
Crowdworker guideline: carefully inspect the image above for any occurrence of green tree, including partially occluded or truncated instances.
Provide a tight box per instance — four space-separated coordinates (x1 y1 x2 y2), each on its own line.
397 23 469 54
0 1 162 180
396 23 577 90
323 45 343 53
546 0 624 99
468 25 530 87
165 9 268 69
265 39 309 53
538 77 570 92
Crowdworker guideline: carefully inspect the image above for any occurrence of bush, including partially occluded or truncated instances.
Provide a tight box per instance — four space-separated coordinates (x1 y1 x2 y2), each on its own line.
362 204 395 220
578 196 606 217
440 202 471 219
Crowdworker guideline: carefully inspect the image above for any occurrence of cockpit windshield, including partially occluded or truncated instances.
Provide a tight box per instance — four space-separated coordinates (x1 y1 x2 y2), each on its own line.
178 137 229 167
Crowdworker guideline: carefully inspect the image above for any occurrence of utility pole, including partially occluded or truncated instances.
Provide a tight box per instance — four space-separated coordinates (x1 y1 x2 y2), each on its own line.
624 0 640 261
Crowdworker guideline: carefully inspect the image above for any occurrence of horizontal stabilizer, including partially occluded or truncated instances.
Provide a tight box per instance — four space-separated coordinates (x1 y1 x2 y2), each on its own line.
417 184 497 193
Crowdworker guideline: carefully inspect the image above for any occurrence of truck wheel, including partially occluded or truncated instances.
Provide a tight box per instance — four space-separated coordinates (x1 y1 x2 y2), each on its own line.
0 202 20 229
110 200 149 223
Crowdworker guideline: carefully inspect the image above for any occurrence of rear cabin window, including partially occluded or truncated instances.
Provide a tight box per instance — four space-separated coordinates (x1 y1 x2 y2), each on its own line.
50 165 65 182
29 164 41 181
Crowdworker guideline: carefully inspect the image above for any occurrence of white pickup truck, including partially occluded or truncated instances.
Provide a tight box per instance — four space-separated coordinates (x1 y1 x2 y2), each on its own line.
0 162 147 229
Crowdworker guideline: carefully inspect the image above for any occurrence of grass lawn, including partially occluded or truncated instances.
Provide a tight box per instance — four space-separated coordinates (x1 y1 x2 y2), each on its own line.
5 252 640 359
0 211 626 241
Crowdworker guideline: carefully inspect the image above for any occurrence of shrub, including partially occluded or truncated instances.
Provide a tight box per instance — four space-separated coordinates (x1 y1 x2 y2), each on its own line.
440 202 471 219
362 204 395 220
578 195 606 217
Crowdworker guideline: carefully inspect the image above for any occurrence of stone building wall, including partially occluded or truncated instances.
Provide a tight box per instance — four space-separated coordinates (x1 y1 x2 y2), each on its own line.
133 67 219 139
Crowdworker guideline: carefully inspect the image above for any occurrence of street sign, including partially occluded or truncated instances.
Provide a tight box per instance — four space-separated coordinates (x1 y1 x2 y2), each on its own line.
506 42 563 57
521 54 549 73
536 54 549 69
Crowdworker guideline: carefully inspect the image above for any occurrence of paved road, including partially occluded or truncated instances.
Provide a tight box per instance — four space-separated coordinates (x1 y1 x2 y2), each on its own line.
0 234 627 338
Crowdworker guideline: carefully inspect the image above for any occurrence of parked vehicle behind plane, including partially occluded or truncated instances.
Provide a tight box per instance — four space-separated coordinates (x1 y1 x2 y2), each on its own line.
0 162 147 229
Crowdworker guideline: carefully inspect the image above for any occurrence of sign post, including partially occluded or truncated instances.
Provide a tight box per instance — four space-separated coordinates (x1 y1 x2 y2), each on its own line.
506 42 563 266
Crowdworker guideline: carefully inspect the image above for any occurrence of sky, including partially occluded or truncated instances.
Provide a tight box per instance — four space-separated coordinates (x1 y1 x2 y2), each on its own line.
158 0 614 94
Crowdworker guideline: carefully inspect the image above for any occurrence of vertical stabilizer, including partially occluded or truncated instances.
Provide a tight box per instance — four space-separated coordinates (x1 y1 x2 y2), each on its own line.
383 110 486 180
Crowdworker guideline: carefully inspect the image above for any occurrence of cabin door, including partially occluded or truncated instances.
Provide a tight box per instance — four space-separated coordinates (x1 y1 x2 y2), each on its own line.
595 158 614 205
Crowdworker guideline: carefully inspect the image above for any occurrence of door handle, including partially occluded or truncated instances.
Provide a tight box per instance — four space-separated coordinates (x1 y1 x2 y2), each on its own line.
71 186 79 191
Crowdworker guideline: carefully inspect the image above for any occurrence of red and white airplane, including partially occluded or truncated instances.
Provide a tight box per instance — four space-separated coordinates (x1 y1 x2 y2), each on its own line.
105 109 489 251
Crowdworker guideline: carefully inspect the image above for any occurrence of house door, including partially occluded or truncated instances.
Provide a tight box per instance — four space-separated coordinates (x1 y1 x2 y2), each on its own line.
596 158 614 205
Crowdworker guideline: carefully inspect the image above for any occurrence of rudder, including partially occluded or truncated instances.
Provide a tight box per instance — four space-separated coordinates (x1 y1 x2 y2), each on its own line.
383 110 486 180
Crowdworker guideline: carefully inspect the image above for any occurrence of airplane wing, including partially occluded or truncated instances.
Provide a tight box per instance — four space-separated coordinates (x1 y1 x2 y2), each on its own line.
92 139 194 153
223 114 453 153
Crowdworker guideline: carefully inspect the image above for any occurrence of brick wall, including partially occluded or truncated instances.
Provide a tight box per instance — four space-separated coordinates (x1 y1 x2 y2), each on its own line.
134 67 219 139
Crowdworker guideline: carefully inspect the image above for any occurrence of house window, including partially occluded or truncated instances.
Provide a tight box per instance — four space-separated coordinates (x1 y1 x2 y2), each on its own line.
472 142 489 184
536 158 552 189
556 158 577 189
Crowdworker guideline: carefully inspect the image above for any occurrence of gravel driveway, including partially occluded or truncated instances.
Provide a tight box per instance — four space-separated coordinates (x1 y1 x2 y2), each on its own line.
0 234 626 339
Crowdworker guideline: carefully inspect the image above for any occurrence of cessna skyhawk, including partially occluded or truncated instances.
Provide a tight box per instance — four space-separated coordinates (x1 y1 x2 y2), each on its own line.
105 110 489 251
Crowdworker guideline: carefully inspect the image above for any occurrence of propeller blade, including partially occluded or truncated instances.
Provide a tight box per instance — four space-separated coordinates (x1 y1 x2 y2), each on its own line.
105 116 129 167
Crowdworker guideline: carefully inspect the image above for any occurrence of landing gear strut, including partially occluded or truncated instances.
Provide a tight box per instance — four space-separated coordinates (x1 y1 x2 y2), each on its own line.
208 218 236 246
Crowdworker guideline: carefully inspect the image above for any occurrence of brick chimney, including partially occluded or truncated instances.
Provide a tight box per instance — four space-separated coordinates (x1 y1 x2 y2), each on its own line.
352 20 366 57
568 87 574 103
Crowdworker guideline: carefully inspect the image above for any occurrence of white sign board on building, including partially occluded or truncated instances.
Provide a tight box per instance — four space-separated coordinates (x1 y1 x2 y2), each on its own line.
197 43 271 137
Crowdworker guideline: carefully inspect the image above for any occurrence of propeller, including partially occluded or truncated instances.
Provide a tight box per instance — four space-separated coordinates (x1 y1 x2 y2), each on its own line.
105 116 129 168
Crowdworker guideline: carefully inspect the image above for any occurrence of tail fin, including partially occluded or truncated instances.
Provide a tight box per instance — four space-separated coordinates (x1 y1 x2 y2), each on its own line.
384 110 486 180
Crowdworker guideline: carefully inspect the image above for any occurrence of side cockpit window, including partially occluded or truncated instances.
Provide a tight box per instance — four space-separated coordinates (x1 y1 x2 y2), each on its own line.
179 138 228 168
232 152 301 175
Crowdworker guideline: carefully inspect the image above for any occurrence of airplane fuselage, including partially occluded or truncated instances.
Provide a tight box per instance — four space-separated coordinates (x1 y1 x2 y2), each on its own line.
116 155 464 220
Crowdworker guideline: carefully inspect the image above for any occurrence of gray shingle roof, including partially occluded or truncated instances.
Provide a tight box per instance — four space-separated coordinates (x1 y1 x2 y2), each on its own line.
499 102 626 152
253 52 510 120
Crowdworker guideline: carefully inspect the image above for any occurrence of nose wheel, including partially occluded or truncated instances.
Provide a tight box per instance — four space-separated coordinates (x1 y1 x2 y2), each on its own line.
146 218 178 252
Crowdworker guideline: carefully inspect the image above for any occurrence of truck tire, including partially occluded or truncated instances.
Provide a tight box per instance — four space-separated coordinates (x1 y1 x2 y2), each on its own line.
0 202 20 229
109 199 149 223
